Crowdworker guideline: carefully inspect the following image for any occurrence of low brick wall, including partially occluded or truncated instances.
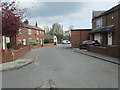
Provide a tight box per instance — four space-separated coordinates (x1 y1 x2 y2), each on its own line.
1 46 30 63
43 43 55 47
1 52 13 63
14 46 30 60
88 45 119 58
1 43 55 63
30 44 41 49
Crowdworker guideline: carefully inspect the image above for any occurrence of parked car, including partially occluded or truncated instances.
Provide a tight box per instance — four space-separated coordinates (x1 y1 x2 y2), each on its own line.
91 40 100 46
62 40 71 44
79 40 100 49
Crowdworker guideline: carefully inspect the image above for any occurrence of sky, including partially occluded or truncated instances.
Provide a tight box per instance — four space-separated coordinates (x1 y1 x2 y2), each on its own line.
1 0 120 30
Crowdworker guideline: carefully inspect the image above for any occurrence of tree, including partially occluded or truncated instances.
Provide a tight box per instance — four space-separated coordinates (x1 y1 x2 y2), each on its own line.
50 23 63 35
2 1 28 37
1 1 28 48
50 23 64 41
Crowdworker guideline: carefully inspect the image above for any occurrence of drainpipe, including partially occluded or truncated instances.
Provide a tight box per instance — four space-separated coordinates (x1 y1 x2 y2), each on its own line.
80 31 81 43
117 4 120 58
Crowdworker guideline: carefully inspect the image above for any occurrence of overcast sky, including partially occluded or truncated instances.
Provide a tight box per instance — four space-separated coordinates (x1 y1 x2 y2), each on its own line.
2 0 120 30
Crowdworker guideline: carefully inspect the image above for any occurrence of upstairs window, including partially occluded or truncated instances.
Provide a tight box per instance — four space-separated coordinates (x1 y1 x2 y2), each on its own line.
96 18 103 28
19 29 22 34
28 29 32 35
36 31 39 35
39 31 41 34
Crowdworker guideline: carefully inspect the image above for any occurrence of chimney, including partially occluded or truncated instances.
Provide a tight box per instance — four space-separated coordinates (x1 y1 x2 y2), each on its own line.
24 19 29 25
36 22 38 27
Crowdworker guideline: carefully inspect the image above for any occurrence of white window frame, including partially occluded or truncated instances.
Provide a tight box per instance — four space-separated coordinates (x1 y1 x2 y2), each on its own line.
39 31 41 34
36 31 39 35
96 18 103 28
19 40 22 44
19 29 22 34
28 29 32 35
36 38 39 43
29 38 32 42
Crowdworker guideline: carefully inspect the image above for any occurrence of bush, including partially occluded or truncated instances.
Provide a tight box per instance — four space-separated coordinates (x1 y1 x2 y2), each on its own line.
30 41 38 46
7 43 12 49
75 43 79 48
44 38 50 44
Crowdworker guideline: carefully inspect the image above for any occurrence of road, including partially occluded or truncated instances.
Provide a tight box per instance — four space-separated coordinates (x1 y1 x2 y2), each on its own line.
2 45 118 88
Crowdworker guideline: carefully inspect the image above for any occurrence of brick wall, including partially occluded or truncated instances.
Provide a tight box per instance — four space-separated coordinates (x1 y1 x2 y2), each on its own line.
92 10 119 45
16 27 45 46
1 52 13 63
1 46 30 63
14 46 30 60
71 29 91 48
88 45 119 58
43 43 55 47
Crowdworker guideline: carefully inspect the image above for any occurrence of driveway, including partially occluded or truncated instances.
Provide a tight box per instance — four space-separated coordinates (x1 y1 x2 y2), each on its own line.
2 44 118 88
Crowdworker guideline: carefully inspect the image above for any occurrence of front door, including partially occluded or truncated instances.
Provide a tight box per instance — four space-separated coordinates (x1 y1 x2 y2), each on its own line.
108 33 112 45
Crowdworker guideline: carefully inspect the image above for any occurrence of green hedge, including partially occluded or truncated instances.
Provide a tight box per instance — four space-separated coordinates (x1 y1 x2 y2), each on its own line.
44 38 50 44
30 41 38 46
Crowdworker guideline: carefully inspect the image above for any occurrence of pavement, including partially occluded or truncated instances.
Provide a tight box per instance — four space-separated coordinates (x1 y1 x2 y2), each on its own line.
0 48 39 71
73 48 120 65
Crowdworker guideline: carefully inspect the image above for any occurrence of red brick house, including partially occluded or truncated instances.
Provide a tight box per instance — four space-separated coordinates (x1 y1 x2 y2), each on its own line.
89 4 120 58
11 22 45 48
71 29 91 48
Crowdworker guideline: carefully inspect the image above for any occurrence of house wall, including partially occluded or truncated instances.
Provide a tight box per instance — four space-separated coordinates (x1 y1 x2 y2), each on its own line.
71 29 91 48
16 28 45 47
90 5 120 57
92 10 119 46
71 31 80 48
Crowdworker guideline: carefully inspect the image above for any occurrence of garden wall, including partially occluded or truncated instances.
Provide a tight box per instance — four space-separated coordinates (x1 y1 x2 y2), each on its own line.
88 45 120 58
1 45 30 63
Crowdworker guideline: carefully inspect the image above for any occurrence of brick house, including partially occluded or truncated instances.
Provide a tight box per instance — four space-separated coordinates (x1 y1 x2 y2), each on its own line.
11 22 45 48
89 4 120 57
71 29 91 48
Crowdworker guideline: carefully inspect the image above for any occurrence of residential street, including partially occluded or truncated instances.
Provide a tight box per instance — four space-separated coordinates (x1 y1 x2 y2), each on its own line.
2 45 118 88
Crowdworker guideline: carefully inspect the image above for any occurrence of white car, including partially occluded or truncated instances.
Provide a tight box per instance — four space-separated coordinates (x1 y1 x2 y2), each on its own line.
62 40 71 44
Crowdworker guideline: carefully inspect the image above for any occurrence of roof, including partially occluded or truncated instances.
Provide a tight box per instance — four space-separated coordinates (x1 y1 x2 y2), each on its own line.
45 33 54 39
89 25 114 33
92 11 105 18
93 4 120 20
23 24 44 31
71 29 92 31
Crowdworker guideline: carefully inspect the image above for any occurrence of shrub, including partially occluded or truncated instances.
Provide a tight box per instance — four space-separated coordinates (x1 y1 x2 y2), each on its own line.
44 38 50 44
30 41 38 46
75 43 79 48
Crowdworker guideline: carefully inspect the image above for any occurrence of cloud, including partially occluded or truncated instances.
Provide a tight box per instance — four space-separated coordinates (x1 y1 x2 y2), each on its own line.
27 2 86 18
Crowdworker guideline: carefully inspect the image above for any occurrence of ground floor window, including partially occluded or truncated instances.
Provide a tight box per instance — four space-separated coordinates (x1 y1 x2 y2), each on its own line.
36 38 39 43
23 39 26 45
94 34 101 43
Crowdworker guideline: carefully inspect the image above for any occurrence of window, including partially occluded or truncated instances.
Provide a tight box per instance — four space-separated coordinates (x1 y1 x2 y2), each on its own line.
36 38 39 43
19 29 22 34
23 39 26 45
19 40 22 44
29 38 32 42
36 31 39 35
28 29 32 35
39 31 41 34
96 18 103 28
